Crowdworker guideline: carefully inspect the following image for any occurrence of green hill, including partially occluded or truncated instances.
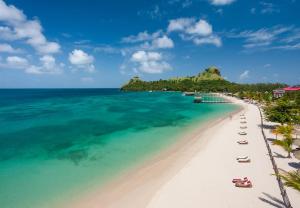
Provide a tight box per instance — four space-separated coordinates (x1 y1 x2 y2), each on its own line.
121 66 285 93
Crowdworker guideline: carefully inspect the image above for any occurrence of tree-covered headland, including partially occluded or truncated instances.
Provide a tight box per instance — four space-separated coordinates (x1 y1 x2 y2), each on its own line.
121 66 286 93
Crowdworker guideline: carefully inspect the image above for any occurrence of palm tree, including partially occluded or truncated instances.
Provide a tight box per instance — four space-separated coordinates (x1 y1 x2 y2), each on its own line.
272 127 279 139
277 171 300 192
272 125 294 158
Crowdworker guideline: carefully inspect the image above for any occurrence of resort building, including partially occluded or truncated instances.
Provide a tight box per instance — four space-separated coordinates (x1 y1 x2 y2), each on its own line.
273 89 285 98
273 86 300 98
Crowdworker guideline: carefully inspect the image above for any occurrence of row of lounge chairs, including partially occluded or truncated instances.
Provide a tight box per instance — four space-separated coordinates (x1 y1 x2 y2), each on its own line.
232 113 253 188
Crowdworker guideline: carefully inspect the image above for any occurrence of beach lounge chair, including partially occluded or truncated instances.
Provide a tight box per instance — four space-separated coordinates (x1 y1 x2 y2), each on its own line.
240 121 247 124
237 158 251 163
240 126 247 129
239 131 247 135
236 156 248 160
240 117 246 120
232 177 248 183
237 140 248 144
235 180 252 188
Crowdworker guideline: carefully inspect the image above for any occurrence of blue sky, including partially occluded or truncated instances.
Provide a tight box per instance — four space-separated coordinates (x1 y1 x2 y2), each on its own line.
0 0 299 88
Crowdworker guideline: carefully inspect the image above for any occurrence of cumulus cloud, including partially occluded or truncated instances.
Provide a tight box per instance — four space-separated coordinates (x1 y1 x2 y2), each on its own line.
186 20 212 36
130 50 171 74
167 18 195 33
0 54 62 74
6 56 28 68
168 18 213 36
0 0 60 54
69 49 95 72
25 55 63 74
122 30 174 50
0 43 22 53
239 70 249 80
152 35 174 49
209 0 236 6
168 18 221 47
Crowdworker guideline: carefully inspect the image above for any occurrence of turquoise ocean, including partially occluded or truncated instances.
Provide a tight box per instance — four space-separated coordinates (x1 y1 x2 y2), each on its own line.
0 89 238 208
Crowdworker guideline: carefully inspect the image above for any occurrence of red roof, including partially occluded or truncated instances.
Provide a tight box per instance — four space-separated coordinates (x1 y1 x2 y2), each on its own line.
284 87 300 91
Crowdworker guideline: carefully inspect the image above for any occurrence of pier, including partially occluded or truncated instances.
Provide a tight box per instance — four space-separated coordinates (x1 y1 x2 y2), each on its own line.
193 93 232 104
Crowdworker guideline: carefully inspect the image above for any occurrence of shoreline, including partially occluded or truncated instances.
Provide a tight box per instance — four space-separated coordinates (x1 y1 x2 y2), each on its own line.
64 98 243 208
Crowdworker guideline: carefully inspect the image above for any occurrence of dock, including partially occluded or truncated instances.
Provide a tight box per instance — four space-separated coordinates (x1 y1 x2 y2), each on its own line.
193 93 232 104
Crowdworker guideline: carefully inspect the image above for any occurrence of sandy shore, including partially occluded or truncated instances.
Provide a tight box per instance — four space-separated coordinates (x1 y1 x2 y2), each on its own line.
66 97 286 208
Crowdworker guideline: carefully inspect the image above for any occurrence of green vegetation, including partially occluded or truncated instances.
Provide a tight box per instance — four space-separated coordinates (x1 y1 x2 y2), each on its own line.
277 171 300 192
121 66 300 192
264 99 300 125
121 66 285 93
272 125 294 158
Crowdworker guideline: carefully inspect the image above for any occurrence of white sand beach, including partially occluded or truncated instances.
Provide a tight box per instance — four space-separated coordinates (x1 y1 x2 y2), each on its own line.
66 97 299 208
146 98 284 208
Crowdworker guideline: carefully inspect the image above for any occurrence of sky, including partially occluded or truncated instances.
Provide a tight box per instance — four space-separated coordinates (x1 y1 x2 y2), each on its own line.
0 0 299 88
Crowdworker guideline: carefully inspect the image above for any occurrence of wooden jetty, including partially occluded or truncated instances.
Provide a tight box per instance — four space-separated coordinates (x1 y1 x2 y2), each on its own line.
183 92 196 96
193 93 232 104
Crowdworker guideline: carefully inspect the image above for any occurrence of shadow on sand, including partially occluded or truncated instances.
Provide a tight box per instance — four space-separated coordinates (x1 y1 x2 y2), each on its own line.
258 192 285 208
288 162 300 169
273 152 287 159
258 124 278 130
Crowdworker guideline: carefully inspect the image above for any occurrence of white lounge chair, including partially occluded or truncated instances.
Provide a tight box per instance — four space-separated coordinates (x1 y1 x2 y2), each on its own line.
236 156 248 160
239 131 247 135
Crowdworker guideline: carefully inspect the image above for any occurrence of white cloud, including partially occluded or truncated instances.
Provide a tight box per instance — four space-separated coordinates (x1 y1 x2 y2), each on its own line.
69 49 95 72
186 20 212 36
193 35 222 47
260 2 280 14
25 55 62 74
0 54 62 75
152 35 174 49
131 50 171 74
0 0 60 54
239 70 249 80
264 63 271 68
167 18 194 32
0 43 22 53
168 18 221 47
69 49 93 65
131 51 161 62
122 30 174 50
227 26 293 50
271 43 300 50
6 56 28 68
209 0 236 6
122 30 162 43
0 0 25 23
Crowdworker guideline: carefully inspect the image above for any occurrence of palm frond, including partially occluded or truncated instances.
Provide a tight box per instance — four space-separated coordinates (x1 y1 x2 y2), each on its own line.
277 171 300 192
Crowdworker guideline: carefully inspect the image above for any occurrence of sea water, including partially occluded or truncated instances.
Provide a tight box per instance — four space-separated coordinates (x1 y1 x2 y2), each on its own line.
0 89 238 208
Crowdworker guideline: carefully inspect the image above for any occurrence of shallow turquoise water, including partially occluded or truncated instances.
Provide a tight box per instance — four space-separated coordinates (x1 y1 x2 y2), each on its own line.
0 89 238 208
